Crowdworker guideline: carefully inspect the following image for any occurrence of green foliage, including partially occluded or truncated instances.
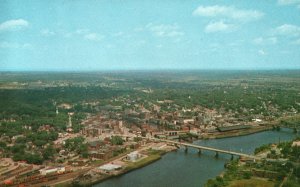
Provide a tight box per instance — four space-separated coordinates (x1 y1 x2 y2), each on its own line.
26 131 58 147
134 137 142 142
254 144 271 154
206 176 227 187
64 136 84 151
25 153 43 164
43 145 56 160
278 141 300 162
282 178 300 187
78 144 88 158
111 136 124 145
11 144 26 154
64 136 88 157
112 148 126 157
0 141 7 149
1 71 300 176
13 153 43 164
243 171 252 179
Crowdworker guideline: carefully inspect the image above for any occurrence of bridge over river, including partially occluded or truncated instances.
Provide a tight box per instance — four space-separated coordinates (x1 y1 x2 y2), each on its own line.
147 138 288 163
146 137 261 160
119 135 287 162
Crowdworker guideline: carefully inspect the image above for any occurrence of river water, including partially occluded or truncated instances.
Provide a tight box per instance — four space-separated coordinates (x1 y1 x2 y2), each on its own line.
94 129 298 187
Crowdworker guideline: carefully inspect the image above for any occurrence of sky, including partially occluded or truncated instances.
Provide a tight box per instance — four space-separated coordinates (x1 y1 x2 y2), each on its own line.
0 0 300 71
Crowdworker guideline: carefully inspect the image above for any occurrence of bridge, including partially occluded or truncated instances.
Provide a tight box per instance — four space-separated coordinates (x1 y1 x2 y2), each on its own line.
120 135 286 162
145 137 261 160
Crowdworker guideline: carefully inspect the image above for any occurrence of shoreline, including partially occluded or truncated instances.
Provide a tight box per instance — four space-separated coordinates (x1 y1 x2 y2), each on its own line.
85 126 273 186
207 126 272 139
75 150 169 187
56 126 276 187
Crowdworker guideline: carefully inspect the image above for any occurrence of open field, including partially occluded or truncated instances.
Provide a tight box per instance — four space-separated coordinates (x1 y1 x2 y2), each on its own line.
228 178 275 187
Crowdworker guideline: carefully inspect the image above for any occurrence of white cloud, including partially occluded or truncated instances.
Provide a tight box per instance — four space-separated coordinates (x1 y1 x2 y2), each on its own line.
75 29 90 35
258 49 266 55
41 29 55 36
253 37 277 45
274 24 300 36
278 0 300 5
84 33 104 41
60 29 105 42
0 19 29 32
62 29 89 38
205 21 235 33
0 41 32 49
146 23 185 37
193 5 264 22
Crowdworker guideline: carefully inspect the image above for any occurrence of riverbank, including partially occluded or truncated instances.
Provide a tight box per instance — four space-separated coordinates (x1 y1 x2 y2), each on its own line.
205 136 300 187
71 148 174 187
84 127 271 187
57 127 290 187
90 129 297 187
202 125 272 139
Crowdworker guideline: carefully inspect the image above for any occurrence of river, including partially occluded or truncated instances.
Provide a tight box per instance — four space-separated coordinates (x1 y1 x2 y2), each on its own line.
94 129 298 187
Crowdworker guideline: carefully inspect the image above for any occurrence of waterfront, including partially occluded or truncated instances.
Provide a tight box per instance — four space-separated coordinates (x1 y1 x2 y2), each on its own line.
94 129 298 187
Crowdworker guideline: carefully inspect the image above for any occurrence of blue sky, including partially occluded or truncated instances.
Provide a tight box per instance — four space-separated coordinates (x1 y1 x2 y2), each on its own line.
0 0 300 71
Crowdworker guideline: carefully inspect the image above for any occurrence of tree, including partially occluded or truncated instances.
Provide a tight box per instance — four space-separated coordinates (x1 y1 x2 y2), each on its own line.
25 153 43 164
243 171 252 179
111 136 123 145
43 145 55 160
0 141 7 149
79 144 88 158
11 144 25 154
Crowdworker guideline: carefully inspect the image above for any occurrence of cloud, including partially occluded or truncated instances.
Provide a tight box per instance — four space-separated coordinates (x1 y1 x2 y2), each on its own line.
193 5 264 22
146 23 184 37
270 24 300 45
0 41 32 49
58 29 105 42
273 24 300 36
258 49 266 55
253 37 277 45
61 29 90 38
40 29 55 36
278 0 300 5
84 33 104 41
0 19 29 32
75 29 90 35
205 21 235 33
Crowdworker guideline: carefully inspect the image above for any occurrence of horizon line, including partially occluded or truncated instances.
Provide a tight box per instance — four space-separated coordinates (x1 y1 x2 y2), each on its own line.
1 68 300 73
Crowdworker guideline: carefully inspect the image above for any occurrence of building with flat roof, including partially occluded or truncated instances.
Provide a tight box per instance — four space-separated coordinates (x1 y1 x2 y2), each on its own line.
98 163 122 172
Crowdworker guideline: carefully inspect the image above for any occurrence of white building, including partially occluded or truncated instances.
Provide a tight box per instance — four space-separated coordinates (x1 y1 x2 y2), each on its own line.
39 166 65 175
126 151 141 162
98 163 122 172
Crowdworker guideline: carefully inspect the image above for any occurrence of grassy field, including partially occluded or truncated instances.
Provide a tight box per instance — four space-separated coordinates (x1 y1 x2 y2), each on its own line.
228 178 275 187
